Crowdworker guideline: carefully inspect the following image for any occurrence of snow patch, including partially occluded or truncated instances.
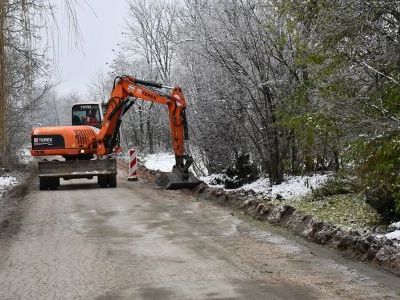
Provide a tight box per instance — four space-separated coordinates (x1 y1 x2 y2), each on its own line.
202 173 329 200
383 230 400 241
200 174 224 188
0 175 18 196
388 221 400 231
376 222 400 241
0 175 18 189
144 153 175 172
242 175 329 199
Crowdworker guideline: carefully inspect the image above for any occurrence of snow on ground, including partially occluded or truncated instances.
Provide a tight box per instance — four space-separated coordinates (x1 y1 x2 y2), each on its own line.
201 174 330 200
377 229 400 241
388 221 400 230
200 174 225 188
235 175 329 199
0 175 18 197
0 174 21 225
384 230 400 240
0 176 18 189
143 152 329 200
375 222 400 241
144 153 175 172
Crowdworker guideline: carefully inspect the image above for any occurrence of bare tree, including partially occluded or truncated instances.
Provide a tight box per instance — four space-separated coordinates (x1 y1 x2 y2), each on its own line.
116 0 179 154
0 0 80 167
0 0 7 167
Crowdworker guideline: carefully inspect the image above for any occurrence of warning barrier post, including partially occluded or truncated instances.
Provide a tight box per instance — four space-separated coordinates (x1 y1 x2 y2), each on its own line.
128 148 138 181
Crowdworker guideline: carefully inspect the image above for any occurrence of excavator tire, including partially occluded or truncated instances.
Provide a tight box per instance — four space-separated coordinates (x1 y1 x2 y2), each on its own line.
98 175 108 188
98 174 117 188
39 177 59 190
48 177 60 190
107 174 117 188
39 177 47 190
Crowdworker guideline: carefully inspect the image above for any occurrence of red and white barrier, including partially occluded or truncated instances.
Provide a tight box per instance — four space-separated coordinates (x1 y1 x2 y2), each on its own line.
128 148 138 181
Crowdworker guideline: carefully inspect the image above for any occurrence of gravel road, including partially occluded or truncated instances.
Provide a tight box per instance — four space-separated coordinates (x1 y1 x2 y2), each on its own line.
0 174 399 299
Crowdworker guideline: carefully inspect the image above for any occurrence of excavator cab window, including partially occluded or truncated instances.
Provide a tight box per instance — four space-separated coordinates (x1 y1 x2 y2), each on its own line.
72 104 102 128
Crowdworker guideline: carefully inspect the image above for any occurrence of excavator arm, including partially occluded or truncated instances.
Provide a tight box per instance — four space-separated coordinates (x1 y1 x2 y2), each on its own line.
97 75 198 188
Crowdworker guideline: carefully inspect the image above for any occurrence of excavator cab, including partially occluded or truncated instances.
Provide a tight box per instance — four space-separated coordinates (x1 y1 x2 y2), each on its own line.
72 103 105 128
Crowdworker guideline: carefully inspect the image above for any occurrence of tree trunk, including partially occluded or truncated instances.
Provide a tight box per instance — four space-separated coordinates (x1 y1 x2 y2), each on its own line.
147 103 154 154
290 129 299 174
268 128 283 184
0 0 8 168
138 102 144 152
263 85 283 184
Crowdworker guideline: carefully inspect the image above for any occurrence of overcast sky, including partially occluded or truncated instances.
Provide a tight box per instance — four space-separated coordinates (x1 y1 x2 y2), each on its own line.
54 0 127 96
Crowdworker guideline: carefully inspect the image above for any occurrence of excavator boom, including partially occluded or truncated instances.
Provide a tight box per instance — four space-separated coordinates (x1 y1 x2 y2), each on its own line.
97 75 200 189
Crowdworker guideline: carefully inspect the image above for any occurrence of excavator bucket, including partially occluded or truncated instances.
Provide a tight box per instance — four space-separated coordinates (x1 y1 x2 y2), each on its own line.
155 170 201 190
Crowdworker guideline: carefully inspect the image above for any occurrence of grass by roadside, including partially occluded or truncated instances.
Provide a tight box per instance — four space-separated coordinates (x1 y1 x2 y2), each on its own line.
276 194 383 232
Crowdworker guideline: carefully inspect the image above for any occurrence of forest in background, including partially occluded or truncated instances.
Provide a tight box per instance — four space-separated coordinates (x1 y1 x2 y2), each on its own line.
0 0 399 219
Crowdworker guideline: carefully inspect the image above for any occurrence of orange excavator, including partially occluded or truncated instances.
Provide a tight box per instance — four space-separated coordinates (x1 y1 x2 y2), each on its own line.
30 75 200 190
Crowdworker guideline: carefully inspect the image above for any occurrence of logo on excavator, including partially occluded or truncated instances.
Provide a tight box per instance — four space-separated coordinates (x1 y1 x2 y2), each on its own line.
142 90 156 100
33 137 53 146
77 105 95 110
128 84 137 93
129 85 156 100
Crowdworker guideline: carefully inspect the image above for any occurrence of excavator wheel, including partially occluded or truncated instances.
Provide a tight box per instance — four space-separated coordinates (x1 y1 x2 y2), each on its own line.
107 174 117 188
39 177 59 190
98 175 108 188
98 174 117 188
50 177 60 190
39 177 47 190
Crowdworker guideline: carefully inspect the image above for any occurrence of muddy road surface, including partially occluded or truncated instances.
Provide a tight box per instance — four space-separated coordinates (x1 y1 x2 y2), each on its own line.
0 174 399 299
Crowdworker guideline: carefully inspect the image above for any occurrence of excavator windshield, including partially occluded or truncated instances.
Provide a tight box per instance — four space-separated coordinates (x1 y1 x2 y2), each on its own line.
72 104 102 128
